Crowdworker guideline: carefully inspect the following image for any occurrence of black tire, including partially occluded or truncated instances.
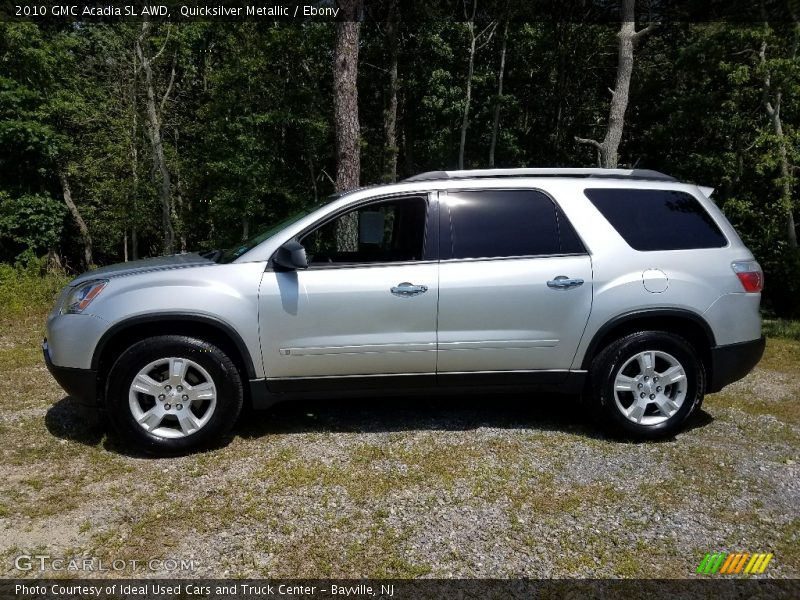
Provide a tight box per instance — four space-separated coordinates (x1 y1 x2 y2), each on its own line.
589 331 705 439
105 335 243 455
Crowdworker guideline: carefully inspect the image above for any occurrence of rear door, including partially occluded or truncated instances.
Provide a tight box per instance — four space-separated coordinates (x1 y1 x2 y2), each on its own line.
437 188 593 379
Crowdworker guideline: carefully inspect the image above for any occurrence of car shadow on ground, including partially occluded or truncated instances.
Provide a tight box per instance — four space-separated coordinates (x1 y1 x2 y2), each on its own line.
45 393 715 457
235 392 715 441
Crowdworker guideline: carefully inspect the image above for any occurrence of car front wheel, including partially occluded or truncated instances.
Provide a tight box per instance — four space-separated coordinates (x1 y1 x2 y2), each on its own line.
106 335 243 455
590 331 705 439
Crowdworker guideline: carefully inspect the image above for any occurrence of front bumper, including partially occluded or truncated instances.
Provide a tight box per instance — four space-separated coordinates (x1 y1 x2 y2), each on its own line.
707 335 766 393
43 339 99 407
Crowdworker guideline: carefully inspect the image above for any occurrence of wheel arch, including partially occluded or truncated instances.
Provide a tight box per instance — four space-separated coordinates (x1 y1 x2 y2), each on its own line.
93 314 257 393
581 309 715 377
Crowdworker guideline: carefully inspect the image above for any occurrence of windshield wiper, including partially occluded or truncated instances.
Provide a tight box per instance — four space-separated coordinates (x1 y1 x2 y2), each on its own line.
199 249 223 262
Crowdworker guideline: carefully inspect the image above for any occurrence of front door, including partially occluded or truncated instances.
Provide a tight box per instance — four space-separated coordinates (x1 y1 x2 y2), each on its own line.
258 194 439 385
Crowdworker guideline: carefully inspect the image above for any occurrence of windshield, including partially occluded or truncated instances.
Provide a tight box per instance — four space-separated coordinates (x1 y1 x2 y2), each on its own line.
217 200 328 263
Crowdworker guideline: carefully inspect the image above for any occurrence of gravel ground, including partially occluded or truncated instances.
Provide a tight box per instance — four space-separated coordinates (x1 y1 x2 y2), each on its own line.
0 311 798 579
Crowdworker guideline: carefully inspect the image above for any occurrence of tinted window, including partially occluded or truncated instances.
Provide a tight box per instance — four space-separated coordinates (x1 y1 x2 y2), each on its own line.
301 196 427 265
585 188 727 251
446 190 583 259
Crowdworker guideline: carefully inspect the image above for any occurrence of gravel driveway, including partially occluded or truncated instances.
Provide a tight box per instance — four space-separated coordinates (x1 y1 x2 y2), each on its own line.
0 312 797 579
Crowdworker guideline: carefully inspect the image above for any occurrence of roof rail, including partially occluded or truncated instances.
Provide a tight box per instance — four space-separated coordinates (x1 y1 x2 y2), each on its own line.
403 168 676 183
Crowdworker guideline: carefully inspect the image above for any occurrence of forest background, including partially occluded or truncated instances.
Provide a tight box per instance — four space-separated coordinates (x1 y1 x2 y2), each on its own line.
1 0 798 314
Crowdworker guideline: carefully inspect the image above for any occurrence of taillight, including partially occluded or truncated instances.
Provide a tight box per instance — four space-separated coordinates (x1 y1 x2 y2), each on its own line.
732 261 763 293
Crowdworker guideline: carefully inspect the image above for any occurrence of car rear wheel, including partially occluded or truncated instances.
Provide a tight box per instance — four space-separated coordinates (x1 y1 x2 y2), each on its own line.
106 335 243 455
590 331 705 439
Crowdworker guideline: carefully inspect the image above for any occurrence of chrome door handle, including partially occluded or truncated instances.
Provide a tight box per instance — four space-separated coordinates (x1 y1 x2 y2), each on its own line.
391 282 428 297
547 276 584 290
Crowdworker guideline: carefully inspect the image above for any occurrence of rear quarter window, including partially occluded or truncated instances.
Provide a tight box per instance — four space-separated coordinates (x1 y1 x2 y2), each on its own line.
584 188 727 251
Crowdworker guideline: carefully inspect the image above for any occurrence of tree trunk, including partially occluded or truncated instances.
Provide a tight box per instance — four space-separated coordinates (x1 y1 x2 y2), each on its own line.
601 3 636 168
136 20 175 255
459 20 476 170
173 126 187 252
46 248 63 273
129 54 139 261
760 20 798 248
402 96 415 175
458 1 496 170
333 3 361 252
57 165 93 269
489 20 509 168
383 0 399 182
575 0 654 168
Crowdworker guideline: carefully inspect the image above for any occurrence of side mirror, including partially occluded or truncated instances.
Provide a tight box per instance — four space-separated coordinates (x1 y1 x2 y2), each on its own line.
273 240 308 271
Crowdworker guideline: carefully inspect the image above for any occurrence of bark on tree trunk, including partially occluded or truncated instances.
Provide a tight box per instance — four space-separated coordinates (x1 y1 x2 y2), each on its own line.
402 97 415 175
129 53 139 261
489 20 509 168
57 165 93 269
46 248 63 273
760 20 798 248
333 3 361 252
383 0 399 182
601 10 636 169
136 20 175 255
173 127 187 252
575 0 654 168
459 20 476 170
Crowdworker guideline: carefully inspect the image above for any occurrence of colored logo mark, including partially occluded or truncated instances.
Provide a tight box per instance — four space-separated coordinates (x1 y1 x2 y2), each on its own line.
696 552 773 575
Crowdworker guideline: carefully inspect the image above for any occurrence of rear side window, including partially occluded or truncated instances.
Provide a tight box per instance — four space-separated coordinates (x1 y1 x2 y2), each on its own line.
445 190 585 259
584 188 727 251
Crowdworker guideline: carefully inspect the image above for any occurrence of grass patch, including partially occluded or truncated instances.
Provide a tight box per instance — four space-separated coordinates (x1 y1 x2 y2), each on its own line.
774 518 800 573
271 517 431 578
762 318 800 342
0 266 68 315
758 337 800 373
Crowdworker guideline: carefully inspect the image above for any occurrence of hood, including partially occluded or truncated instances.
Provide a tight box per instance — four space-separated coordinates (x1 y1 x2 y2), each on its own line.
69 253 215 286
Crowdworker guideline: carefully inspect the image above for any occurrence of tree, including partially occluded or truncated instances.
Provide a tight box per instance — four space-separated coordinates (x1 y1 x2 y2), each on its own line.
458 0 497 170
135 19 177 255
57 165 92 268
575 0 655 168
489 19 509 167
334 1 361 250
382 0 400 182
759 16 799 247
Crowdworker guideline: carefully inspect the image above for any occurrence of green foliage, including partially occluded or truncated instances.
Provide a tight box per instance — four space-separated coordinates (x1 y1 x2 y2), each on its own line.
0 20 797 313
0 191 65 264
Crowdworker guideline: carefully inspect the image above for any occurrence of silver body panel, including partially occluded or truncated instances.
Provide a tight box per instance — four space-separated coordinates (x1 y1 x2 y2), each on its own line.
437 255 593 372
259 263 438 378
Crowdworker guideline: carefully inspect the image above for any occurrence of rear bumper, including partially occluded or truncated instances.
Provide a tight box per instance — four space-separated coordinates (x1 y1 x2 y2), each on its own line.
708 335 765 393
43 339 99 407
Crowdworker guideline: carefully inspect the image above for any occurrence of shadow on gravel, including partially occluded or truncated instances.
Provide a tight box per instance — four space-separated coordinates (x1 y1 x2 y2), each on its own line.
45 396 156 458
45 396 104 446
236 393 716 443
238 393 591 440
46 392 717 454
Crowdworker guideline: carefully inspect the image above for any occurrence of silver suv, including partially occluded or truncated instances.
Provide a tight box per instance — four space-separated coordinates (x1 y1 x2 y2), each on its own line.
44 168 765 454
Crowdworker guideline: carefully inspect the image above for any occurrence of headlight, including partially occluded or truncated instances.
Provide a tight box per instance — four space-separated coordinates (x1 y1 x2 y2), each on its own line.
63 280 108 314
